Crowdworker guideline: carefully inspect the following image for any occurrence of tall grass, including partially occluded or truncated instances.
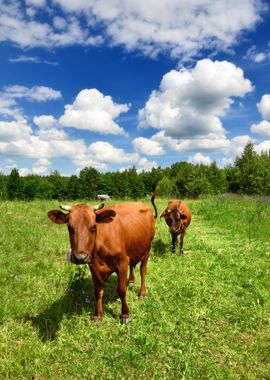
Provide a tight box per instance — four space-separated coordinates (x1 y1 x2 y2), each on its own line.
0 197 269 379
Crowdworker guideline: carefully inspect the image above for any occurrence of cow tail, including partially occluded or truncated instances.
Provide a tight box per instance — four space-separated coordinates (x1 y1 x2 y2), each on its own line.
151 190 158 219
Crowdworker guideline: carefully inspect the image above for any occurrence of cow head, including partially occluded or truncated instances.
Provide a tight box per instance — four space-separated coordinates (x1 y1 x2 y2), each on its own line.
47 203 116 265
160 207 187 234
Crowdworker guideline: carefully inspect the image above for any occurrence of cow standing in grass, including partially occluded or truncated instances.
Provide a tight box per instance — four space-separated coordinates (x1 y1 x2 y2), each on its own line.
47 196 157 324
160 199 191 255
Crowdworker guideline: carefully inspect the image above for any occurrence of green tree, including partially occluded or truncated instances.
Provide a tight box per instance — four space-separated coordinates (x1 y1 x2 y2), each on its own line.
7 168 23 200
79 167 101 199
157 176 176 197
48 170 68 200
0 173 8 199
67 175 81 200
235 142 263 195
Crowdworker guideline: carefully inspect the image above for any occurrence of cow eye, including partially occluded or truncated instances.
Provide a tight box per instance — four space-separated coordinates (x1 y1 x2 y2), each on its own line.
89 225 96 233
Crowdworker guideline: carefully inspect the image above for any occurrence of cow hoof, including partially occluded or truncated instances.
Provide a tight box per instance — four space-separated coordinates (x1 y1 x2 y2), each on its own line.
139 294 147 300
127 280 134 288
120 316 131 324
90 315 102 322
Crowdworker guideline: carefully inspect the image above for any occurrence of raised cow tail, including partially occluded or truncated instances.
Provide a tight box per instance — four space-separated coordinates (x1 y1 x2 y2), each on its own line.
151 190 158 219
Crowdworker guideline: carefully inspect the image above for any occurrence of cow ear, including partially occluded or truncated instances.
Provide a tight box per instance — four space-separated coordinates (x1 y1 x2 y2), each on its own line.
47 210 69 224
96 209 116 224
160 208 169 218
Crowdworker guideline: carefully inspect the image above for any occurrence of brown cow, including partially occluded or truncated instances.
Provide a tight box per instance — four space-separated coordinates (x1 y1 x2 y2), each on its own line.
160 199 191 255
47 198 157 324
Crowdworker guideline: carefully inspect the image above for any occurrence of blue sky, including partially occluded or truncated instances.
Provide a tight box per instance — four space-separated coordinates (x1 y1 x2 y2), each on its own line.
1 0 270 176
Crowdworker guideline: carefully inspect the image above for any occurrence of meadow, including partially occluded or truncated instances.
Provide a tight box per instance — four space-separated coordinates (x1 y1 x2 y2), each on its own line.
0 196 269 379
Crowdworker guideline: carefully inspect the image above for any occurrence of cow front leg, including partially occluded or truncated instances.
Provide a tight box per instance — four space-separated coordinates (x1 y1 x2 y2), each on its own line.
117 264 130 324
171 232 177 253
91 277 104 321
179 231 185 256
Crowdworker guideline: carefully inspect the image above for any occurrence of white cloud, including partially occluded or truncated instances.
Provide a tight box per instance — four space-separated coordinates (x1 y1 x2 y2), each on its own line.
0 120 32 142
254 140 270 154
0 1 102 49
244 45 268 63
152 131 230 152
133 136 164 155
54 0 266 60
257 94 270 120
9 55 59 65
137 157 158 172
0 85 62 121
33 115 57 129
59 89 130 135
0 1 266 59
139 59 253 139
188 152 212 165
87 141 139 164
32 158 51 175
3 85 62 102
251 120 270 136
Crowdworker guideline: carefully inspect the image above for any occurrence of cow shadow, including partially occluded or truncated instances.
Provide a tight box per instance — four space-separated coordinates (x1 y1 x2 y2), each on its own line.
152 238 168 256
23 270 119 341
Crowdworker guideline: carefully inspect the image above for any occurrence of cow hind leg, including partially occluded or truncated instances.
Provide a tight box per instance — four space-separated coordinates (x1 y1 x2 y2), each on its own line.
139 252 150 300
91 278 104 321
117 264 130 324
127 265 135 288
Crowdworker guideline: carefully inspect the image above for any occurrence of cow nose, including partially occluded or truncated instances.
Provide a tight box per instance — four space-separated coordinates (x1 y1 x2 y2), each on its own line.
73 251 89 264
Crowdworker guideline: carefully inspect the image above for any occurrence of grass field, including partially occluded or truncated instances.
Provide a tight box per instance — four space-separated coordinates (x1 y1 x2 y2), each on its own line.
0 197 270 379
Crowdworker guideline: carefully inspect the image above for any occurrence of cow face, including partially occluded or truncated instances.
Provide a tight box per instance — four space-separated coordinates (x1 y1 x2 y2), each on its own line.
48 204 116 265
161 207 187 234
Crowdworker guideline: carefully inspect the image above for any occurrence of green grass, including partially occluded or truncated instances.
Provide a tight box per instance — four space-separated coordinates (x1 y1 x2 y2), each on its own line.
0 197 270 379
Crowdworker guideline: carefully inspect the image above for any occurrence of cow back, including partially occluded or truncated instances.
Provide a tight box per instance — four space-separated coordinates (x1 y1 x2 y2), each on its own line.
95 202 155 265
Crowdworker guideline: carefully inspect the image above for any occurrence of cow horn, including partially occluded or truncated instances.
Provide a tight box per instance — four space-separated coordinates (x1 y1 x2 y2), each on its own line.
60 205 72 211
93 203 104 211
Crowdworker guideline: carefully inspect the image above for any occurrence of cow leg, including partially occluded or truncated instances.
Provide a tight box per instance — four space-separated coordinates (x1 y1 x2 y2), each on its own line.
139 252 149 299
91 277 104 321
171 232 177 253
179 231 185 256
127 265 135 288
117 264 130 324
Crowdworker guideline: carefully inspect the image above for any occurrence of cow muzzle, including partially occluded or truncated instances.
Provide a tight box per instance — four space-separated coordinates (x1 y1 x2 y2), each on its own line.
71 251 89 265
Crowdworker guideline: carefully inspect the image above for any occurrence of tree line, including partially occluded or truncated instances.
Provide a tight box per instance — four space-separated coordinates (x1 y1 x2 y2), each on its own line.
1 142 270 201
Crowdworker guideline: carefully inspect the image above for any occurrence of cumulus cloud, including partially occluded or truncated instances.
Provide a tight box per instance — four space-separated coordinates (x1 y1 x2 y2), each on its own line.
254 140 270 153
137 157 158 172
59 89 130 135
133 136 164 156
188 152 212 166
33 115 57 129
139 59 253 139
251 120 270 136
0 120 32 142
257 94 270 120
32 158 51 175
0 1 266 59
87 141 139 164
